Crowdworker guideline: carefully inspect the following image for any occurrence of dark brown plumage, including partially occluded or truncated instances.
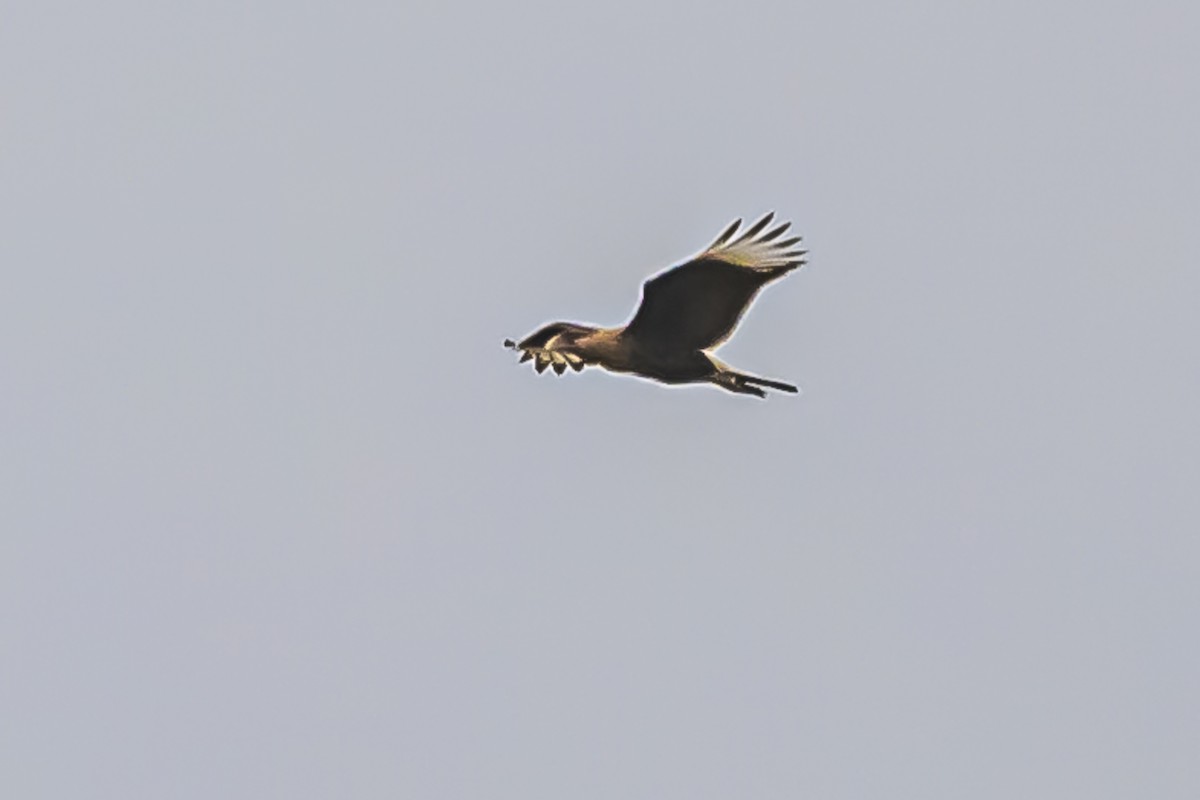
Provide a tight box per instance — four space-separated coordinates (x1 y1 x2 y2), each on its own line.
504 212 806 398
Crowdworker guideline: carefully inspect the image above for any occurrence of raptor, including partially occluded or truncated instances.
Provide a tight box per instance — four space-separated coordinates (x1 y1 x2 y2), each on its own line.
504 213 806 398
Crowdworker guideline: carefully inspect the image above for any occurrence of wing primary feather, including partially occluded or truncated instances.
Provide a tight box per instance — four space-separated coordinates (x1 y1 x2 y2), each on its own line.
709 218 742 248
732 212 774 244
776 236 803 248
519 351 533 363
760 221 792 242
553 362 567 375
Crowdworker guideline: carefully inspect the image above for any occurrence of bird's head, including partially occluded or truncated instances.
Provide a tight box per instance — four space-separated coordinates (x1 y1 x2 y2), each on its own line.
503 322 594 375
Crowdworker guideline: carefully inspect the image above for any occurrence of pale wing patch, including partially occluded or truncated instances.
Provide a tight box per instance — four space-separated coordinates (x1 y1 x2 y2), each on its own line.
522 346 585 375
698 212 807 271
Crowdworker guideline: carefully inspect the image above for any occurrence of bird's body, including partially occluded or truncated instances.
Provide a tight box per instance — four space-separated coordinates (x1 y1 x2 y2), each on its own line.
505 213 806 398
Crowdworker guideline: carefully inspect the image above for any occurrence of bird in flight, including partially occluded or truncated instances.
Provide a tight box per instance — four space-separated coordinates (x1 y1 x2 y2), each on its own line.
504 212 806 398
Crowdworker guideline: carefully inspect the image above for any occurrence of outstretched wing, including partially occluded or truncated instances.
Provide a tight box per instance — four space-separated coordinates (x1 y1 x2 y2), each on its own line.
506 322 589 375
624 212 806 352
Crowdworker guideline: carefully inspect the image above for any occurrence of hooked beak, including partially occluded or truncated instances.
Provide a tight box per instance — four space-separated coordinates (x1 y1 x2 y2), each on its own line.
503 339 533 363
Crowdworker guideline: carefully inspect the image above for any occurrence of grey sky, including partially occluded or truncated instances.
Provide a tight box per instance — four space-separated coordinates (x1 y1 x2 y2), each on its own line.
3 1 1197 797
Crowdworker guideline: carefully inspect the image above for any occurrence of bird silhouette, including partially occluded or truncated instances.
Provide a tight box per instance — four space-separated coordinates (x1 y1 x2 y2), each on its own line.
504 212 806 398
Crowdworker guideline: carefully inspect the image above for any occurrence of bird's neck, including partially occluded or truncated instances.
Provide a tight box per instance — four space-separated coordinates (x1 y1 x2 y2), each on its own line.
575 327 635 372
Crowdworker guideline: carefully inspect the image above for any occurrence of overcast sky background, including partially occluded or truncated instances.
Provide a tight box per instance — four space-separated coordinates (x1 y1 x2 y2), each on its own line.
3 1 1198 797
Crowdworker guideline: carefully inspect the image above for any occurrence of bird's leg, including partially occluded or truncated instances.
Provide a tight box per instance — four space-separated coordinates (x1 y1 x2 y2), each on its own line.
710 371 767 398
734 380 768 398
740 374 798 393
706 355 795 398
